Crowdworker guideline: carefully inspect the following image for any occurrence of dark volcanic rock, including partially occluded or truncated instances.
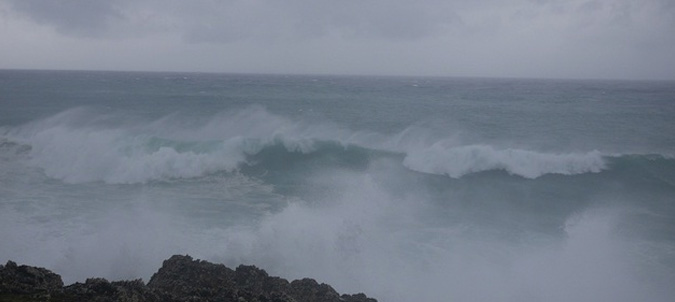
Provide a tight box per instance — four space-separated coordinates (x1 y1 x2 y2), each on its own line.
62 278 160 302
233 264 293 301
148 255 297 301
290 278 341 302
0 260 63 301
340 293 378 302
0 255 377 302
287 278 375 302
148 255 238 301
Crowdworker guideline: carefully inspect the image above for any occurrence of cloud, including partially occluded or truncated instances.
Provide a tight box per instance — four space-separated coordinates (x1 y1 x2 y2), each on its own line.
5 0 462 42
1 0 674 79
142 0 464 44
5 0 125 37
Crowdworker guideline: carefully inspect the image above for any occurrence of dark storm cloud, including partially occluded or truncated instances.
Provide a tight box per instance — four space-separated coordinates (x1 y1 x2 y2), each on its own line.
1 0 674 79
6 0 124 37
164 0 463 43
4 0 461 42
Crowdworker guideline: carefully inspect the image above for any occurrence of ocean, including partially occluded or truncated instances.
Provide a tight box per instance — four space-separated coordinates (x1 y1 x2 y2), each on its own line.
1 69 674 301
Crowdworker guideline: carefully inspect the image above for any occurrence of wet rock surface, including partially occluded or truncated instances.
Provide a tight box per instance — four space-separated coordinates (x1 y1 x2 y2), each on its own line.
0 255 377 302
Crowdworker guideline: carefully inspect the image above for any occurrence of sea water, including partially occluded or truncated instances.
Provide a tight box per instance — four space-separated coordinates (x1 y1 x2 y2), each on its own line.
1 70 674 301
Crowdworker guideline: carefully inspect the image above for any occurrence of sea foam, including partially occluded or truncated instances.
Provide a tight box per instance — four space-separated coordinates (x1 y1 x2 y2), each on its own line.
403 143 606 178
2 107 611 183
1 107 349 184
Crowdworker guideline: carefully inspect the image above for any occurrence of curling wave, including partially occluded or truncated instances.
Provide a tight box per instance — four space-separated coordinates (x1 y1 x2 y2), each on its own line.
3 107 672 184
402 143 607 179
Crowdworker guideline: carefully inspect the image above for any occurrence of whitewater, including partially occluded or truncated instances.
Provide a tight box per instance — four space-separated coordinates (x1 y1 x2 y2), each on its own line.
1 70 674 301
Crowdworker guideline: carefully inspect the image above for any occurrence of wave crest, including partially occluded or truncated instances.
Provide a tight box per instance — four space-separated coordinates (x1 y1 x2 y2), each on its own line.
402 144 606 178
0 107 344 184
1 107 636 183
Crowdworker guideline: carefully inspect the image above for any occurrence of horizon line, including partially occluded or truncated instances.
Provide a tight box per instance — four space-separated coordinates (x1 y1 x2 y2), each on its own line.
1 67 673 83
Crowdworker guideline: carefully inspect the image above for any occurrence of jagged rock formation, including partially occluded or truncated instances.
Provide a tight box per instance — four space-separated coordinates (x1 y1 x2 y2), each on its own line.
0 260 63 301
0 255 377 302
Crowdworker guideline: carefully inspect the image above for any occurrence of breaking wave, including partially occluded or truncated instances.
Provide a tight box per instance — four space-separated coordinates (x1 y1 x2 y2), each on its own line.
1 107 671 184
403 143 606 178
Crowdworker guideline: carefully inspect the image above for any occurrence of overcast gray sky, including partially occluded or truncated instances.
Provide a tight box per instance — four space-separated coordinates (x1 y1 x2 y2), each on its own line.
1 0 674 80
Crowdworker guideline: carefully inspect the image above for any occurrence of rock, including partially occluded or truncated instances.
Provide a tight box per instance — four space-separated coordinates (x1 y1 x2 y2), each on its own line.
148 255 297 302
233 264 293 301
148 255 238 301
62 278 160 302
289 278 342 302
0 256 377 302
0 260 63 301
340 293 378 302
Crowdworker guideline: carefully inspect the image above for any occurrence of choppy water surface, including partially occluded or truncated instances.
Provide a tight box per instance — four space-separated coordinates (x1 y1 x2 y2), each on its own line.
1 70 674 301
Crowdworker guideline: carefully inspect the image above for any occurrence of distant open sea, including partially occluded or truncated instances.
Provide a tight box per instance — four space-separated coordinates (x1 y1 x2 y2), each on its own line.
1 69 674 301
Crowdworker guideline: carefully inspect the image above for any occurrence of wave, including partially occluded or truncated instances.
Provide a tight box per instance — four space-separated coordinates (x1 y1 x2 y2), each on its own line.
0 107 361 184
402 143 606 179
2 107 673 184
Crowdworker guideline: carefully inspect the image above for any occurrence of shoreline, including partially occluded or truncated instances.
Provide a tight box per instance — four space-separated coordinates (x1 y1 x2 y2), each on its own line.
0 255 377 302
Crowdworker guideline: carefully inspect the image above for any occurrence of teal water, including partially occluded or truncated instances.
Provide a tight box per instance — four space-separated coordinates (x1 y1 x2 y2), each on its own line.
1 70 675 301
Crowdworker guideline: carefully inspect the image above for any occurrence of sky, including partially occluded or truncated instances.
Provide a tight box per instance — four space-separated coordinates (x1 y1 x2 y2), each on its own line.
0 0 674 80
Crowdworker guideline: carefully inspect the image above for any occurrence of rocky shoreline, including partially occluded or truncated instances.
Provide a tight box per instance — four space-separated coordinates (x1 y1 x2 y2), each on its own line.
0 255 377 302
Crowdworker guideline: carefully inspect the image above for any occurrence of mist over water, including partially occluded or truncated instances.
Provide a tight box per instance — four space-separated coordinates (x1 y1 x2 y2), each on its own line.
1 70 674 301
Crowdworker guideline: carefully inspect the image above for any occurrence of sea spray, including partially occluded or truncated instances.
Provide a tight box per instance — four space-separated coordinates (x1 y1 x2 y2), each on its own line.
403 143 606 178
1 71 674 302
